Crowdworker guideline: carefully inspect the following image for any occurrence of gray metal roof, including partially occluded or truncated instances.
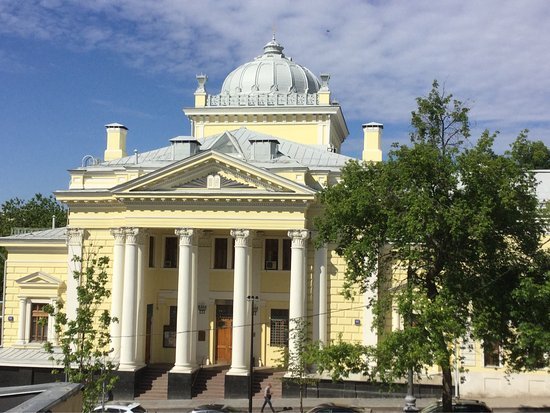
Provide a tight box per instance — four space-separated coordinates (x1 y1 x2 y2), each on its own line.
97 127 354 172
221 36 321 97
0 227 66 242
0 346 62 368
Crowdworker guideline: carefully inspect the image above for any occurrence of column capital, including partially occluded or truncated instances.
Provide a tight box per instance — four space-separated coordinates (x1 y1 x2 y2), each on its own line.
230 229 251 247
110 228 126 244
124 228 140 244
175 228 195 246
66 228 84 246
288 229 309 248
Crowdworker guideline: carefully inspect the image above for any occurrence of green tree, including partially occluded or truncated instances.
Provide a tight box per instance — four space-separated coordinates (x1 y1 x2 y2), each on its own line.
277 317 318 413
0 194 67 292
44 249 118 413
314 81 550 412
509 131 550 169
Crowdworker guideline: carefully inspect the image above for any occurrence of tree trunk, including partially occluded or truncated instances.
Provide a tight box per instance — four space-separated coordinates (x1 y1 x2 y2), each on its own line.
441 364 453 412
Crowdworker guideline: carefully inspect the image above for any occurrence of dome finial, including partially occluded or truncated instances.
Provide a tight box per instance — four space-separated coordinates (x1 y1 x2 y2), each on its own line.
263 34 284 56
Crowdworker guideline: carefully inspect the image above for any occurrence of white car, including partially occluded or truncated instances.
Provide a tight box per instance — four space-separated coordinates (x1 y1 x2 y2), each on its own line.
93 401 147 413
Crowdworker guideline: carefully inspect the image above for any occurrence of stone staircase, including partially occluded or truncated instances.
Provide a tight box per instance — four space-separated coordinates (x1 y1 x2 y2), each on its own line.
134 364 171 400
192 365 229 399
134 364 286 400
253 368 285 398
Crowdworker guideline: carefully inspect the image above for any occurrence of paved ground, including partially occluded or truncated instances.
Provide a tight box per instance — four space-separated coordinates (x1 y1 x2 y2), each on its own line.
138 396 550 413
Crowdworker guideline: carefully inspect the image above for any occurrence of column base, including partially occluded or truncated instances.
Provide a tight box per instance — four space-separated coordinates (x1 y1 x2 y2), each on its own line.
224 374 249 399
226 366 248 376
170 364 195 374
118 361 145 372
168 370 198 399
114 366 146 399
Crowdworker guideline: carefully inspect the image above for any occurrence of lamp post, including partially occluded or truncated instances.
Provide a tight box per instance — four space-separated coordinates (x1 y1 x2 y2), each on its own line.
247 295 258 413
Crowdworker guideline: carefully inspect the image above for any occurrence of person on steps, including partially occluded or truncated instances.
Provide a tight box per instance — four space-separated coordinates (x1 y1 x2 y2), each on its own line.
261 382 275 413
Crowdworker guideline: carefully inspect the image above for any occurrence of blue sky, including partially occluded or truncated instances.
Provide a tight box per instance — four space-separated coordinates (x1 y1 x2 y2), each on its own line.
1 0 549 204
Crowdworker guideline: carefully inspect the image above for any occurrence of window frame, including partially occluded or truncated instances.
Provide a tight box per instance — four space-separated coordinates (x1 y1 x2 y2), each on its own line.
163 236 178 269
264 238 291 271
148 235 156 268
483 340 501 367
269 308 289 347
213 237 234 269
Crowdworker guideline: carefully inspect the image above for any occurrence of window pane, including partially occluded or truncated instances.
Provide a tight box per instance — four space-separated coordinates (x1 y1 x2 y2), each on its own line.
164 237 178 268
214 238 228 269
483 341 500 366
30 303 48 342
148 236 155 268
265 239 278 270
282 238 291 270
270 309 289 346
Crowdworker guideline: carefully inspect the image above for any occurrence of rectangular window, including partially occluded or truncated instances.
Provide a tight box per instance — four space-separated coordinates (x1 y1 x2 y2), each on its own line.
214 238 228 269
270 309 289 347
483 341 500 367
30 303 48 342
282 238 291 271
148 236 155 268
265 239 279 270
164 236 178 268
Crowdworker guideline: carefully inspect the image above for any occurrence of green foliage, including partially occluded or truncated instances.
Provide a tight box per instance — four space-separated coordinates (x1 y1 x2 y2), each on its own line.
311 336 373 381
509 131 550 169
0 193 67 236
276 317 318 413
44 249 118 413
315 80 550 411
0 193 67 293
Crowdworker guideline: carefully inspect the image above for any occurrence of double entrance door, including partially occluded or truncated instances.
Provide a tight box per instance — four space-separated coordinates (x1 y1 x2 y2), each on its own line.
215 304 233 364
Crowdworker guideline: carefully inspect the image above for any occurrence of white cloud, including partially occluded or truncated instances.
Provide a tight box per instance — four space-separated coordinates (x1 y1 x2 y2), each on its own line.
1 0 549 152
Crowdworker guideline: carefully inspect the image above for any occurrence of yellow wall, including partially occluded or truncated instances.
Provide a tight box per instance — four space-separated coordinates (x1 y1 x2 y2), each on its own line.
2 244 67 346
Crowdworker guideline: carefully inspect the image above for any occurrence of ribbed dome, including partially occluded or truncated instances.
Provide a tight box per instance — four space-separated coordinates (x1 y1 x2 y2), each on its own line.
221 37 321 95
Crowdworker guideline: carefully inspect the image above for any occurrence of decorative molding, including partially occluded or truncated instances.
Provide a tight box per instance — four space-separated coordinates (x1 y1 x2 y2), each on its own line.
110 228 126 244
66 228 84 246
288 229 309 248
206 92 319 107
230 229 251 247
124 228 140 244
175 228 195 246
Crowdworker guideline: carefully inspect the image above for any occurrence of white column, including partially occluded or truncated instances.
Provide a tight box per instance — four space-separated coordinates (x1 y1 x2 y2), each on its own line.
110 228 125 358
288 229 309 365
119 228 139 370
313 243 328 343
135 231 146 366
66 228 83 321
228 229 250 375
190 241 199 367
172 228 194 373
17 297 27 345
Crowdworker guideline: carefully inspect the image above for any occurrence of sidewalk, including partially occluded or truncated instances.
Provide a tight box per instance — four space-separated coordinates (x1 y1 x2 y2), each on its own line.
139 396 550 413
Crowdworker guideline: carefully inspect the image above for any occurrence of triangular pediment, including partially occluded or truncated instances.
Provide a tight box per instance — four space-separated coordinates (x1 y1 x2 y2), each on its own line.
112 151 315 197
16 272 62 287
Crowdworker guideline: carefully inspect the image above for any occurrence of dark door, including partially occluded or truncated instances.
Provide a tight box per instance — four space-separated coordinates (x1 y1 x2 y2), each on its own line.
215 304 233 364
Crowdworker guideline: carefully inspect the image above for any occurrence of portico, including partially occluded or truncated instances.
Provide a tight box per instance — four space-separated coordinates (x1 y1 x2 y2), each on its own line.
99 220 313 398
